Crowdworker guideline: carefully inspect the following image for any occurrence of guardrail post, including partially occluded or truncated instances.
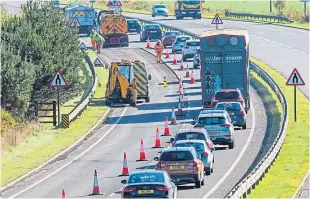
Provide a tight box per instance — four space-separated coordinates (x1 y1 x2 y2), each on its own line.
53 100 57 126
34 101 39 122
62 114 70 128
242 192 247 198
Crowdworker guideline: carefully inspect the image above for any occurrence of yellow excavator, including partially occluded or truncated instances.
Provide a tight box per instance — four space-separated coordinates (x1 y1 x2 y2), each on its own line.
105 61 137 106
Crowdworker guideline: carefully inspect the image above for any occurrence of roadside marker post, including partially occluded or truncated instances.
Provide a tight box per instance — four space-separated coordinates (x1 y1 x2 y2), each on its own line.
286 68 305 122
49 70 68 128
211 13 223 30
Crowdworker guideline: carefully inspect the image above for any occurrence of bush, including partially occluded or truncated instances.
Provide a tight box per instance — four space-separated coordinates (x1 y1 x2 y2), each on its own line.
1 110 16 134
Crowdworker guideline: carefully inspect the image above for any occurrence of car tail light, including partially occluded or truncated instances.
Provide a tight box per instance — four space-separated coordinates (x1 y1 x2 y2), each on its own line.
203 152 209 157
224 133 231 137
123 187 136 192
156 162 166 168
220 123 231 127
156 186 169 192
239 109 245 114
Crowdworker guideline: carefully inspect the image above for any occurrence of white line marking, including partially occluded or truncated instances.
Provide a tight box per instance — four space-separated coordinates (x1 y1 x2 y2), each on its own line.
202 100 256 198
109 193 115 197
8 107 128 199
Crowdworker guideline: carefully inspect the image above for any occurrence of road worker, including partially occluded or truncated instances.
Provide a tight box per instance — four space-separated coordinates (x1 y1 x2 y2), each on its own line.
94 32 105 54
154 40 164 63
89 29 96 50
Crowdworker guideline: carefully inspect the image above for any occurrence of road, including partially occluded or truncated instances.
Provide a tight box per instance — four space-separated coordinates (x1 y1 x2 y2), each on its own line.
124 13 310 99
2 33 267 198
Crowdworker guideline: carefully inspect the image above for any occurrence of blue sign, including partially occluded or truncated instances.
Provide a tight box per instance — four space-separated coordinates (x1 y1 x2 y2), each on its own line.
214 75 221 92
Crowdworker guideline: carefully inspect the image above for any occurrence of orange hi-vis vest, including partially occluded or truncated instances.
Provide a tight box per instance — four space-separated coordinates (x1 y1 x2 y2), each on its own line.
154 44 164 53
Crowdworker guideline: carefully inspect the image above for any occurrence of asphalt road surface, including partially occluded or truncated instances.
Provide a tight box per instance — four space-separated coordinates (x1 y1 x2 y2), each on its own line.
2 33 267 198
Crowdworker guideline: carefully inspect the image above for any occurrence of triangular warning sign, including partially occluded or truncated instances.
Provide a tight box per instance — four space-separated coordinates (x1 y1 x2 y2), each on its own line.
108 0 122 6
94 58 104 67
70 17 80 27
80 42 87 50
49 70 67 88
286 68 305 86
211 14 223 25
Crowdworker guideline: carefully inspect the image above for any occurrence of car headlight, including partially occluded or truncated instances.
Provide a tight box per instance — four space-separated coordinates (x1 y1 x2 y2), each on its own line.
182 12 186 14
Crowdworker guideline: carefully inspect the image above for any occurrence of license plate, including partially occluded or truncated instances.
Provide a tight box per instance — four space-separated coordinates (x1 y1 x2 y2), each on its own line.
190 12 194 13
130 29 136 31
209 132 220 136
138 190 154 194
150 31 156 33
229 112 235 115
170 165 184 169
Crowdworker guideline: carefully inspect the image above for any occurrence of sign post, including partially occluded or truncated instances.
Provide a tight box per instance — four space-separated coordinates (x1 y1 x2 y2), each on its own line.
285 68 305 122
300 0 309 21
49 70 68 127
89 0 96 8
211 13 223 30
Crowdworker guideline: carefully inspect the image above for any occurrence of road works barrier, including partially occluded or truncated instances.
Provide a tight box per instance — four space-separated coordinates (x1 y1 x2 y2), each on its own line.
128 16 288 198
225 11 294 23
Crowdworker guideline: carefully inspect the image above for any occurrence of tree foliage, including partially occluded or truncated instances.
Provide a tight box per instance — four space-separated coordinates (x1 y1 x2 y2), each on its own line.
1 1 85 119
274 0 286 16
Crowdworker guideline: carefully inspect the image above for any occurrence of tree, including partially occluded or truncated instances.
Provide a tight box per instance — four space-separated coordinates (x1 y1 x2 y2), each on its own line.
274 0 286 15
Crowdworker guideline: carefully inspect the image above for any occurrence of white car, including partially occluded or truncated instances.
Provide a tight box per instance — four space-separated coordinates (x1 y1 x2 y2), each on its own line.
182 40 200 61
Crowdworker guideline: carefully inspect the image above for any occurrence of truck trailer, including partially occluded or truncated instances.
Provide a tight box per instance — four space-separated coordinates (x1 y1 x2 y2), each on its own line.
200 29 250 109
174 0 203 19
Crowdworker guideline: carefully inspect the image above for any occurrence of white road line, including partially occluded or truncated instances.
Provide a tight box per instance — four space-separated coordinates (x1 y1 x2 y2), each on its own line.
202 100 256 198
8 107 128 199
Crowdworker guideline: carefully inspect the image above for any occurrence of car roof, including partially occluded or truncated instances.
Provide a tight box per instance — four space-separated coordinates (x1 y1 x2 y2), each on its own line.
130 170 166 175
162 147 194 152
200 112 226 117
201 109 227 114
166 31 180 33
186 40 199 43
217 102 242 105
177 128 206 134
154 4 166 6
176 35 191 38
174 140 206 144
127 19 139 21
217 89 240 92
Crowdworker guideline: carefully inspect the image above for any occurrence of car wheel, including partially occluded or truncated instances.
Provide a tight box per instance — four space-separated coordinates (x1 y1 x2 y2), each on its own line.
206 168 211 175
152 14 155 17
130 101 136 107
105 100 111 106
195 181 201 188
201 178 205 186
211 166 214 173
183 56 186 61
145 96 150 103
228 142 235 149
242 124 247 129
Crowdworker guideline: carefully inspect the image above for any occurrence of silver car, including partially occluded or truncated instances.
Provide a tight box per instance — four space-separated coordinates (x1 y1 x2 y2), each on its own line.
182 40 200 61
152 4 169 17
193 111 235 149
172 36 191 53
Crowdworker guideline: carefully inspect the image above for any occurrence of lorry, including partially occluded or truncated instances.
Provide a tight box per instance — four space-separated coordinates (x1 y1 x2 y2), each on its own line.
64 3 97 35
199 29 250 110
174 0 203 19
131 60 152 102
105 61 137 106
97 13 129 47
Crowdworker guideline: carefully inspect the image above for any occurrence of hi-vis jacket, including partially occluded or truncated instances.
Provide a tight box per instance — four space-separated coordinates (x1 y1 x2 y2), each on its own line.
154 43 164 53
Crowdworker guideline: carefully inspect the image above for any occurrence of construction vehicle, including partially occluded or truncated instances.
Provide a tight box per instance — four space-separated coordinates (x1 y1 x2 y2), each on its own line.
105 61 137 106
97 12 129 47
132 60 152 102
174 0 203 19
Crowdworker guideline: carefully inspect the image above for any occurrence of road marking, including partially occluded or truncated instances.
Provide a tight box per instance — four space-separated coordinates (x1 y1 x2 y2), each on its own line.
8 107 128 199
202 100 256 198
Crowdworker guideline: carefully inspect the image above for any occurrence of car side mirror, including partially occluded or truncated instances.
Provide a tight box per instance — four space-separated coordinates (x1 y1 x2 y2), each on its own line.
153 157 159 161
148 74 152 80
191 121 196 125
121 179 127 184
170 138 175 143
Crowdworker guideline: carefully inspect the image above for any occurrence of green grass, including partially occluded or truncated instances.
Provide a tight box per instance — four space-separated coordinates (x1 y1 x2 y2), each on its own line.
1 50 109 186
247 57 309 198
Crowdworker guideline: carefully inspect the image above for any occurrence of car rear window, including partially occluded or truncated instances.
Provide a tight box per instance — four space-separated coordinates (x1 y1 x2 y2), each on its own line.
217 103 242 110
198 117 226 125
127 20 138 24
165 32 179 36
177 37 190 42
154 4 166 8
215 91 240 99
145 24 161 29
128 173 164 184
176 132 206 141
160 151 194 161
187 42 200 46
175 143 205 152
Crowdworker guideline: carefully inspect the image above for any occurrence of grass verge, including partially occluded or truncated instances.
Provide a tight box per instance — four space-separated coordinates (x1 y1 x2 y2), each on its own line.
1 50 109 186
247 57 309 198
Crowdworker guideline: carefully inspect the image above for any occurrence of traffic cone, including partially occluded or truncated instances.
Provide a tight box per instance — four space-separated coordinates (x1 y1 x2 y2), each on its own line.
179 93 184 108
119 152 129 176
162 116 171 136
177 102 184 116
146 37 150 48
153 127 162 148
137 139 148 161
172 53 177 65
170 107 177 125
165 49 170 58
189 70 195 84
179 59 184 70
61 189 65 198
92 170 102 195
185 64 190 77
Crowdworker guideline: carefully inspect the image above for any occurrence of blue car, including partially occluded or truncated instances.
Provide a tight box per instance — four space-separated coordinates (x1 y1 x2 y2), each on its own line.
174 140 214 175
172 35 191 53
140 24 163 41
152 4 169 17
127 19 142 34
215 102 247 129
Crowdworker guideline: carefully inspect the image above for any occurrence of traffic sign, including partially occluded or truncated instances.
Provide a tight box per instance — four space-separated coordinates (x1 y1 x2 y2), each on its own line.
286 68 305 86
211 14 223 25
49 70 67 88
70 17 80 27
80 42 87 50
108 0 122 6
94 58 104 67
214 75 221 92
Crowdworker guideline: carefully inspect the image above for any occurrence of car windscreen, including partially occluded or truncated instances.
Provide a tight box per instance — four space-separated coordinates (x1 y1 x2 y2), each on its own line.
160 151 194 161
215 91 240 99
198 117 226 125
177 37 190 42
154 5 166 8
127 20 139 24
128 173 164 184
175 143 205 152
176 132 206 141
145 25 161 29
165 32 179 36
187 41 200 46
216 103 242 110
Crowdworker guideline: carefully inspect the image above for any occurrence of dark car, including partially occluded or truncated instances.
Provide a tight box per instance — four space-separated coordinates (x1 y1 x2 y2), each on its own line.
140 24 163 41
161 31 180 48
211 89 247 112
121 170 177 198
215 102 247 129
127 19 142 34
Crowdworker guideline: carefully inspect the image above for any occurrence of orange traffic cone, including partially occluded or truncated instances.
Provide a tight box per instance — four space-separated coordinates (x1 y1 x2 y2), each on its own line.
177 102 184 116
170 107 177 125
172 53 177 65
92 170 102 195
146 37 150 48
119 152 129 176
179 59 184 70
165 49 170 58
189 70 195 84
153 127 162 148
62 189 65 198
137 139 148 161
185 64 190 77
162 116 171 136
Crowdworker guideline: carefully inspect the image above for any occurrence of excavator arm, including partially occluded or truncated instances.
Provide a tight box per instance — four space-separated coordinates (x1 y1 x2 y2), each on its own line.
108 63 130 99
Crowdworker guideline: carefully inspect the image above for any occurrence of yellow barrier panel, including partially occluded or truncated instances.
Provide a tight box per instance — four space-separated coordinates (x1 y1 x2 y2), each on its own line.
62 114 70 128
